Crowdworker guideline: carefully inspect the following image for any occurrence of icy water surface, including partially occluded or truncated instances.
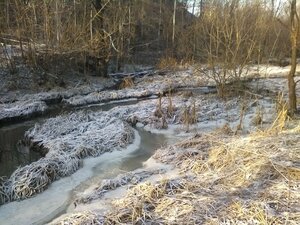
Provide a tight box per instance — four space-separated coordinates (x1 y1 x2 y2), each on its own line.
0 122 41 177
0 98 140 178
0 98 170 225
0 128 169 225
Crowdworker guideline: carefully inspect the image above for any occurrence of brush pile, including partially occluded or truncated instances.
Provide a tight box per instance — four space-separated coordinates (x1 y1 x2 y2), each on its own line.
0 111 134 205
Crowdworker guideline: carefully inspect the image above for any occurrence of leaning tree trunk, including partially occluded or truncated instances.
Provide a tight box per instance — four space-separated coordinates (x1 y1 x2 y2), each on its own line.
288 33 297 114
288 0 298 115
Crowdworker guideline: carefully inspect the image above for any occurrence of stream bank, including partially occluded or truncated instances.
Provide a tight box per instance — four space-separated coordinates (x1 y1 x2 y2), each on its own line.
53 127 299 225
0 127 174 225
1 65 300 224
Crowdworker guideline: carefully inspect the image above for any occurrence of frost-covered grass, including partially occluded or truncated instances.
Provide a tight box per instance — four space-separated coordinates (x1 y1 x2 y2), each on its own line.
48 87 300 224
64 70 200 106
54 122 300 225
75 168 166 205
49 211 104 225
0 100 47 123
0 79 278 206
25 111 133 156
0 69 200 123
0 111 134 205
108 93 276 134
1 65 297 222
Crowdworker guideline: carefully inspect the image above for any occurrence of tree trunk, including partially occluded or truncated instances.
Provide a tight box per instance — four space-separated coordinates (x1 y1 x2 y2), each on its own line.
288 0 298 115
55 0 60 45
6 0 10 28
93 0 109 77
158 0 162 45
74 0 77 27
172 0 176 53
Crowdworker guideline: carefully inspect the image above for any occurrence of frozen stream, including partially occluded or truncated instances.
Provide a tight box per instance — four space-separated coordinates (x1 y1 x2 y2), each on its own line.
0 100 171 225
0 99 141 178
0 128 169 225
0 122 41 177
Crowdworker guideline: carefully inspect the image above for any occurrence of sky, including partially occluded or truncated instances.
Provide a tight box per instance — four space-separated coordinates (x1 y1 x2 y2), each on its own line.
186 0 289 16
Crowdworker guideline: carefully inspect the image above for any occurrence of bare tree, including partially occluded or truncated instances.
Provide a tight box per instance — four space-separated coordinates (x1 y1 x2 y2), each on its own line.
195 0 270 97
172 0 177 51
288 0 299 115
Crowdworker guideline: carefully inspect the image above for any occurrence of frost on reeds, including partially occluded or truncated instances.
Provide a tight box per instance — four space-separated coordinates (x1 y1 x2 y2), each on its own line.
109 95 242 131
64 88 155 106
76 169 165 204
109 97 183 128
64 71 199 107
0 100 47 122
50 211 104 225
104 128 299 224
25 111 133 156
0 111 134 205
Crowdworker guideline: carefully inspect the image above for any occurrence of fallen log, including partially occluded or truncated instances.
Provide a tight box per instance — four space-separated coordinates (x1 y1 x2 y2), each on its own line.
109 68 169 81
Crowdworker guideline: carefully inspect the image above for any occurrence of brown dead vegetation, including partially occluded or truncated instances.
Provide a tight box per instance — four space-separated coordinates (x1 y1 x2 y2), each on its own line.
101 118 300 224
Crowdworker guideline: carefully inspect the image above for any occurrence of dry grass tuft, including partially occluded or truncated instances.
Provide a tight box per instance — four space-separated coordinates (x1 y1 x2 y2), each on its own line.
54 117 300 224
105 179 201 224
265 92 289 134
50 211 104 225
252 105 263 126
180 101 197 132
157 57 178 71
119 76 134 89
107 125 300 224
214 123 234 135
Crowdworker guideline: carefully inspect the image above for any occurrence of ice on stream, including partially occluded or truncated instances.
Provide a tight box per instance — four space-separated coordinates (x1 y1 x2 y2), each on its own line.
0 129 141 225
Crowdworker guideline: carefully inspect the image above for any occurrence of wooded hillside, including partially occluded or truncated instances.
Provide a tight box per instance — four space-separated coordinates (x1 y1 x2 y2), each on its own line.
0 0 295 76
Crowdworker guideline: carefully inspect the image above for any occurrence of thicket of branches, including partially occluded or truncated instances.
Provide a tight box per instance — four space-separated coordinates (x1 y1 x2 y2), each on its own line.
0 0 295 78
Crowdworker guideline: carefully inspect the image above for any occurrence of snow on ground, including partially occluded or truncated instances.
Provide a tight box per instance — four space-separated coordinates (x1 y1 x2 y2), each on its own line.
247 64 300 78
1 63 300 224
248 76 300 98
46 84 287 225
63 70 200 106
1 64 296 124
